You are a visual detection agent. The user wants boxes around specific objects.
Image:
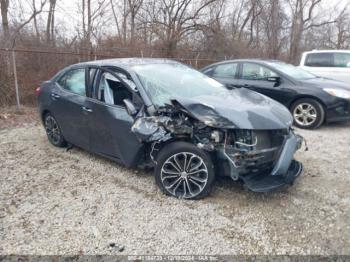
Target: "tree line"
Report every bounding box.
[0,0,349,106]
[1,0,349,63]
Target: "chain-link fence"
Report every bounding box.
[0,47,219,107]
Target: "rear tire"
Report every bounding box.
[290,98,325,129]
[44,113,67,147]
[155,142,215,200]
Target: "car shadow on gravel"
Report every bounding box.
[319,120,350,129]
[66,145,299,203]
[212,175,294,202]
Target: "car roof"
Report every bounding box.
[73,57,179,69]
[201,59,284,69]
[303,50,350,54]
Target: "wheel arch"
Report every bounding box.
[41,109,51,122]
[151,138,189,161]
[151,138,213,164]
[288,95,327,112]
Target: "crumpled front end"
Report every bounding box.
[129,98,304,192]
[217,128,303,192]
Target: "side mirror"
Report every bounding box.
[123,99,137,117]
[267,76,281,86]
[267,76,280,83]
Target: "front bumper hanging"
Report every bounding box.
[226,131,303,192]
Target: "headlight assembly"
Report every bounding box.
[323,88,350,99]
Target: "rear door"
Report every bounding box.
[50,67,90,149]
[238,62,295,105]
[84,67,143,166]
[210,62,239,88]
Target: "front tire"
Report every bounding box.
[155,142,215,200]
[291,98,325,129]
[44,113,66,147]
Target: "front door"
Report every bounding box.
[238,62,295,105]
[85,68,143,166]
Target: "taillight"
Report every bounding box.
[35,87,41,96]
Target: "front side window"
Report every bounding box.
[267,62,316,80]
[334,53,350,68]
[305,53,333,67]
[58,68,86,96]
[97,71,132,106]
[212,63,238,78]
[241,63,278,80]
[132,63,227,107]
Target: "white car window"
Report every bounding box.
[305,53,333,67]
[334,53,350,68]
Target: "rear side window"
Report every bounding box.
[305,53,333,67]
[212,63,237,78]
[58,68,86,96]
[334,53,350,67]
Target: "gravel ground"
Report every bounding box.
[0,116,350,255]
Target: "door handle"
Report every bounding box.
[82,106,93,113]
[51,93,60,99]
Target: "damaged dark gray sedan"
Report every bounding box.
[37,58,303,199]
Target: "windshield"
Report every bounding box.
[267,62,317,80]
[132,63,228,106]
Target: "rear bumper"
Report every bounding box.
[221,131,303,192]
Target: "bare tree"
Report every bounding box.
[79,0,109,54]
[141,0,217,56]
[110,0,122,38]
[333,7,350,49]
[10,0,47,47]
[32,0,41,39]
[46,0,57,45]
[0,0,10,38]
[87,0,92,47]
[128,0,143,42]
[228,0,263,49]
[246,0,262,47]
[261,0,286,58]
[288,0,336,64]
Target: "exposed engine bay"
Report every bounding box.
[131,99,304,192]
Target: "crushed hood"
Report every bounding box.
[171,88,293,130]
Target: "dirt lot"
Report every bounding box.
[0,107,350,255]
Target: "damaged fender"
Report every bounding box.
[131,116,173,142]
